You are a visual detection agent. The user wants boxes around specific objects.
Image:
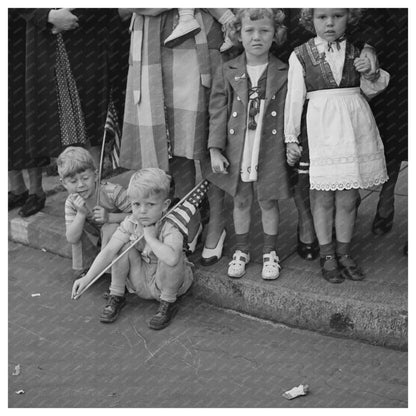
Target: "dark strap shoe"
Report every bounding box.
[148,300,178,330]
[320,255,344,284]
[8,190,29,210]
[337,254,365,281]
[18,194,46,217]
[99,295,126,323]
[296,227,319,261]
[297,237,319,261]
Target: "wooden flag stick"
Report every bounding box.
[73,179,208,300]
[95,128,107,206]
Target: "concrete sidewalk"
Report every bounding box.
[8,165,408,350]
[9,242,408,408]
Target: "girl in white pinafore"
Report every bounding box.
[284,8,389,283]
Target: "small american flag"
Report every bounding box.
[165,180,210,238]
[105,98,121,169]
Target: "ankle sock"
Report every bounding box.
[336,241,350,256]
[109,282,125,297]
[319,241,335,258]
[11,188,28,196]
[235,232,249,254]
[263,233,277,254]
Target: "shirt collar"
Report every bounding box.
[315,35,346,49]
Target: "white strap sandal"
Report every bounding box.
[262,251,281,280]
[228,250,250,278]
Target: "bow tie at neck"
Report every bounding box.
[326,34,346,52]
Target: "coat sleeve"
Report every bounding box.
[208,64,229,151]
[284,52,306,144]
[20,9,51,31]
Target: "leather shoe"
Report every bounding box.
[372,209,394,235]
[337,254,365,281]
[200,229,226,266]
[320,255,344,284]
[18,194,46,217]
[297,228,319,261]
[164,20,201,47]
[8,190,29,210]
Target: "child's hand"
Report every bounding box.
[73,194,89,216]
[143,224,157,242]
[210,148,230,174]
[71,276,88,299]
[286,143,302,167]
[93,206,109,224]
[360,46,379,75]
[354,57,371,74]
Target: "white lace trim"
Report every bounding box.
[285,135,300,144]
[310,151,385,166]
[310,174,388,191]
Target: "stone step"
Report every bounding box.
[8,166,408,350]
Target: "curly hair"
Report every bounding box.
[299,8,365,34]
[228,8,287,47]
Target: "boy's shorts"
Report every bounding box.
[125,255,194,301]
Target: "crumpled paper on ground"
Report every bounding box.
[282,384,309,400]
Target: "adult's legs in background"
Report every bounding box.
[372,159,401,235]
[204,184,226,247]
[9,167,45,216]
[8,170,29,210]
[294,173,316,244]
[169,156,201,250]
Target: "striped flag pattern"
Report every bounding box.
[165,180,210,238]
[105,98,121,169]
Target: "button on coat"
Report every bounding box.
[207,53,293,200]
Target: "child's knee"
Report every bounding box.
[258,199,277,211]
[339,193,359,213]
[234,194,252,210]
[313,191,333,209]
[156,260,185,285]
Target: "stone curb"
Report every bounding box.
[8,211,407,350]
[8,169,408,351]
[193,264,407,350]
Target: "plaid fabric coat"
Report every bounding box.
[120,9,223,171]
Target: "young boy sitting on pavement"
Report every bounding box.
[71,168,194,330]
[57,146,131,279]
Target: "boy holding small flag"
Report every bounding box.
[72,168,197,330]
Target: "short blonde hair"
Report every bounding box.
[228,8,287,47]
[127,168,172,201]
[57,146,96,179]
[299,8,365,34]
